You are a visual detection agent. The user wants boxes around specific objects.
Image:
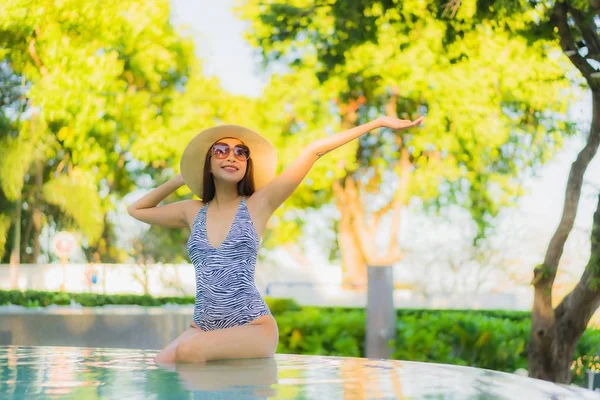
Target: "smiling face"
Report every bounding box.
[209,137,249,185]
[201,136,256,202]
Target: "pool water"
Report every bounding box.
[0,345,597,399]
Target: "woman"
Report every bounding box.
[127,115,423,364]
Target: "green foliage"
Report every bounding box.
[0,289,302,312]
[0,134,33,201]
[0,0,591,267]
[0,213,11,259]
[276,306,600,385]
[237,0,577,244]
[456,0,599,91]
[0,0,229,261]
[266,297,302,314]
[0,62,27,257]
[276,307,366,356]
[392,312,529,371]
[42,169,104,244]
[0,289,193,307]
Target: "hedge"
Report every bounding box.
[0,289,300,313]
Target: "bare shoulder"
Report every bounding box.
[182,199,204,229]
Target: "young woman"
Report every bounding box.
[127,116,424,364]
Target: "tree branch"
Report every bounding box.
[535,91,600,288]
[27,29,48,77]
[590,0,600,17]
[345,177,375,257]
[569,5,600,64]
[554,3,599,90]
[385,148,410,260]
[334,194,368,287]
[441,0,462,19]
[555,191,600,343]
[337,175,405,267]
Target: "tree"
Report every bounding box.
[442,0,600,384]
[237,0,576,290]
[0,61,27,283]
[239,0,600,383]
[0,0,211,264]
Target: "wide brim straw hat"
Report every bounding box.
[180,124,278,199]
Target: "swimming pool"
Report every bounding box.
[0,345,597,399]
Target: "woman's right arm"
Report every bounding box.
[127,174,198,228]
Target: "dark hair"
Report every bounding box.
[201,147,255,202]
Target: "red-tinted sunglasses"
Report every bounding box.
[211,142,250,162]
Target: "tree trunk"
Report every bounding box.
[528,3,600,383]
[9,199,21,289]
[529,191,600,383]
[9,200,21,265]
[21,207,33,263]
[335,98,368,288]
[527,324,572,383]
[528,89,600,383]
[335,178,368,289]
[31,160,43,263]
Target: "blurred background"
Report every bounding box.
[0,0,598,310]
[1,0,600,388]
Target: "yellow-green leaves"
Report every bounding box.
[0,135,32,201]
[0,0,208,258]
[0,213,11,259]
[42,169,104,245]
[236,0,576,245]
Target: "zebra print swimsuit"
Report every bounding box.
[187,196,271,331]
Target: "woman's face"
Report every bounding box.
[209,137,249,184]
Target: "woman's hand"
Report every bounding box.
[173,173,185,187]
[376,116,424,130]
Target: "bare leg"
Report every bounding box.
[174,315,278,363]
[154,324,198,364]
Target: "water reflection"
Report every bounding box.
[174,357,278,398]
[0,345,597,399]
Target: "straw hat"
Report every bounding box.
[180,124,278,199]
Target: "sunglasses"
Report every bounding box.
[211,142,250,162]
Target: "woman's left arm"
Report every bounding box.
[255,115,424,214]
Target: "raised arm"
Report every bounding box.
[127,174,199,229]
[256,115,424,214]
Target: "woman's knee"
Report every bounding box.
[175,340,206,363]
[154,348,176,364]
[263,339,278,358]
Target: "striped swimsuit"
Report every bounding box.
[187,196,271,331]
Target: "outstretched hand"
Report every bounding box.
[255,113,424,216]
[377,116,424,130]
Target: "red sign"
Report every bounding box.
[51,232,78,259]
